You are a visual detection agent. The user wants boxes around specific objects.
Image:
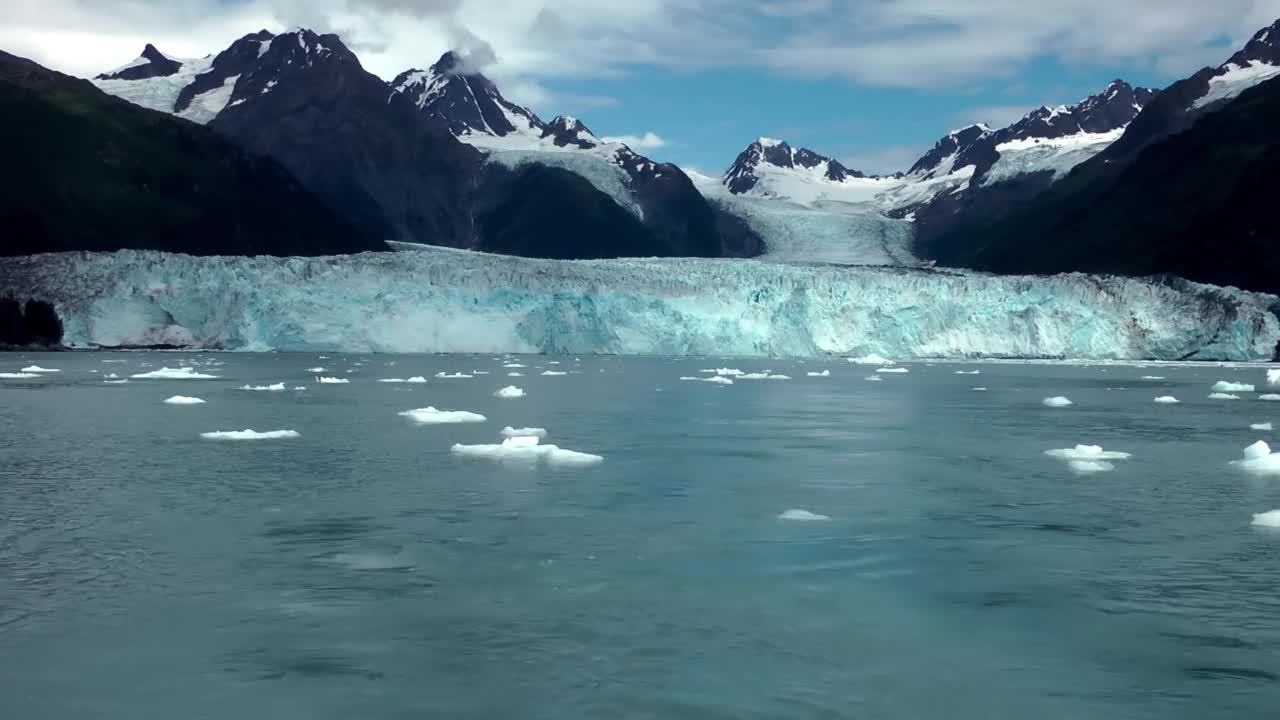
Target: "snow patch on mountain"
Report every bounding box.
[1194,61,1280,109]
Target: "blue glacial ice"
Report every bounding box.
[0,248,1277,360]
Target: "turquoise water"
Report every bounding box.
[3,352,1280,718]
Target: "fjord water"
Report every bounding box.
[3,353,1280,718]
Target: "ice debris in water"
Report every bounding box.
[20,365,59,373]
[451,434,603,465]
[0,372,38,379]
[1154,396,1180,404]
[240,383,287,391]
[200,429,299,440]
[132,367,219,380]
[1251,422,1273,431]
[1209,393,1241,400]
[377,376,428,383]
[865,375,883,382]
[1260,394,1280,401]
[1232,441,1280,475]
[164,395,206,405]
[1140,375,1166,380]
[806,370,831,377]
[1252,510,1280,527]
[681,376,733,384]
[1046,445,1132,461]
[955,370,981,375]
[436,372,473,379]
[876,367,909,374]
[849,354,893,365]
[305,366,325,372]
[1042,396,1073,407]
[541,370,567,376]
[315,376,349,384]
[700,368,744,376]
[1269,369,1280,386]
[508,372,524,377]
[398,407,486,424]
[1068,460,1115,474]
[501,426,547,438]
[777,509,831,522]
[972,387,988,391]
[1213,381,1255,393]
[740,372,790,380]
[503,363,527,368]
[103,379,129,384]
[495,385,526,398]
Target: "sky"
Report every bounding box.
[5,0,1280,174]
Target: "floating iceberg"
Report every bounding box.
[501,426,547,438]
[740,372,790,380]
[1260,394,1280,401]
[1068,460,1115,474]
[777,509,831,522]
[305,366,326,372]
[701,368,744,376]
[1269,369,1280,386]
[680,376,734,384]
[876,367,909,374]
[132,366,218,380]
[541,370,567,376]
[806,370,831,377]
[451,435,603,465]
[494,385,526,398]
[164,395,206,404]
[972,386,988,391]
[955,370,980,375]
[1140,375,1166,380]
[201,429,299,440]
[1234,440,1280,475]
[103,378,129,384]
[1042,396,1073,407]
[398,407,486,424]
[1213,381,1255,393]
[1252,510,1280,528]
[0,372,38,379]
[1209,393,1241,400]
[315,376,348,384]
[1045,445,1132,461]
[435,372,473,379]
[849,354,894,365]
[1153,396,1180,404]
[5,249,1277,359]
[240,382,286,391]
[1252,422,1273,431]
[865,375,883,382]
[507,372,524,377]
[20,365,59,373]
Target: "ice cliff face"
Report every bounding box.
[1,250,1275,360]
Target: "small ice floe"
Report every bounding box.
[200,429,299,440]
[501,426,547,438]
[865,375,883,382]
[305,367,326,372]
[318,356,330,360]
[436,372,473,379]
[503,363,527,368]
[972,387,988,391]
[1209,393,1241,400]
[1268,369,1280,386]
[700,368,744,377]
[680,376,733,384]
[1231,441,1280,475]
[541,370,567,376]
[451,435,603,465]
[740,373,790,380]
[132,367,218,380]
[876,367,909,374]
[508,372,524,377]
[1252,510,1280,528]
[1045,445,1132,461]
[240,383,287,392]
[806,370,831,377]
[495,385,526,399]
[777,508,831,522]
[1251,423,1273,431]
[1154,396,1180,404]
[164,395,206,405]
[955,370,980,375]
[378,377,426,383]
[1260,394,1280,401]
[315,376,349,384]
[1213,381,1255,393]
[548,361,561,365]
[0,372,38,379]
[102,359,126,363]
[848,354,893,365]
[104,373,120,379]
[20,365,59,373]
[103,379,129,384]
[1140,375,1166,381]
[1068,460,1115,474]
[1042,396,1073,407]
[398,407,486,424]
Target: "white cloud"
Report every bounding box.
[601,131,667,149]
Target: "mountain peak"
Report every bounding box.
[95,43,184,81]
[390,53,541,141]
[723,137,866,194]
[542,115,600,149]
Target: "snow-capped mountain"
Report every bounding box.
[95,43,183,81]
[718,138,904,207]
[390,51,545,143]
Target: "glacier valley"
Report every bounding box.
[1,248,1276,360]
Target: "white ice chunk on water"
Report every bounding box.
[473,371,491,375]
[503,363,527,368]
[201,429,299,440]
[1259,394,1280,401]
[398,407,486,424]
[1209,393,1241,400]
[955,370,980,375]
[1252,423,1273,431]
[876,367,909,374]
[495,385,526,398]
[103,379,129,384]
[1233,440,1280,475]
[20,365,59,373]
[806,370,831,377]
[1140,375,1166,380]
[1042,396,1073,407]
[435,372,473,379]
[1046,445,1132,461]
[700,368,744,376]
[104,373,120,378]
[680,376,734,384]
[508,372,524,377]
[378,376,426,383]
[1153,396,1180,404]
[240,383,286,391]
[849,354,894,365]
[541,370,567,376]
[315,376,349,384]
[1252,510,1280,528]
[1068,460,1115,474]
[1268,369,1280,386]
[1243,440,1272,461]
[305,367,325,372]
[501,426,547,438]
[0,372,38,379]
[972,387,988,391]
[740,373,790,380]
[1213,381,1255,392]
[865,375,883,382]
[164,395,206,405]
[777,509,831,522]
[451,435,603,465]
[132,366,218,380]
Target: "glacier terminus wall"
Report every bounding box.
[0,248,1276,360]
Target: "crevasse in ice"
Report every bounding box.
[0,248,1276,359]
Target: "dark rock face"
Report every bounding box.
[0,49,382,257]
[723,139,869,194]
[541,116,597,149]
[391,51,542,138]
[174,30,273,116]
[0,297,62,347]
[95,44,182,81]
[909,124,993,177]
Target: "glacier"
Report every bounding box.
[0,248,1277,360]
